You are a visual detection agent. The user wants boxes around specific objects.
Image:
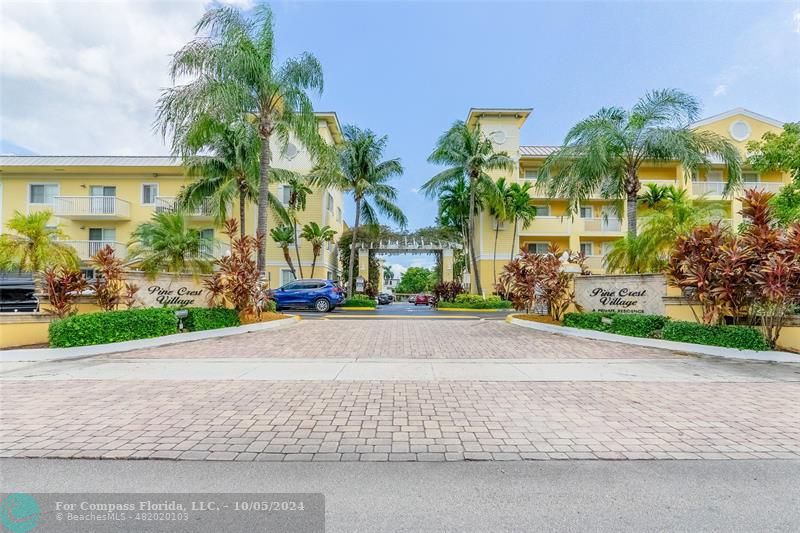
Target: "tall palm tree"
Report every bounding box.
[270,224,297,280]
[128,212,213,278]
[300,222,336,278]
[487,177,512,282]
[284,176,313,278]
[383,264,394,285]
[538,89,742,238]
[0,211,79,273]
[313,125,406,296]
[506,182,538,259]
[436,176,483,264]
[423,121,514,294]
[156,4,325,274]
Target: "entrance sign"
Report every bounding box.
[574,274,666,315]
[125,271,211,308]
[355,276,365,293]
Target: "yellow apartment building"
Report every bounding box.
[467,107,792,291]
[0,113,347,288]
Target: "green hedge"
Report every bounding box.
[662,321,768,351]
[342,297,377,308]
[563,312,669,337]
[439,294,512,309]
[49,308,178,347]
[184,307,240,331]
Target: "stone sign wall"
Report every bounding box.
[124,271,212,308]
[574,274,666,315]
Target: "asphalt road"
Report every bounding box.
[295,301,514,320]
[2,459,798,532]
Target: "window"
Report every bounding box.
[89,185,116,197]
[707,170,723,182]
[200,229,214,256]
[602,242,613,256]
[579,206,593,218]
[742,172,759,183]
[533,204,550,216]
[580,242,594,256]
[281,186,292,205]
[526,242,549,254]
[280,269,295,287]
[141,184,159,205]
[326,192,334,212]
[492,218,505,230]
[29,184,58,204]
[88,228,116,241]
[80,268,96,280]
[327,271,333,280]
[523,169,538,180]
[336,207,342,222]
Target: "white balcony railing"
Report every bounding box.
[692,181,727,197]
[519,216,571,235]
[581,217,623,233]
[61,240,127,260]
[53,196,131,218]
[154,196,214,218]
[741,182,783,194]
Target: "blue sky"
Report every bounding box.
[2,1,798,270]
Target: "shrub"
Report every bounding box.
[49,308,177,347]
[439,294,512,309]
[563,312,669,337]
[662,321,769,351]
[342,297,377,308]
[89,244,139,311]
[184,307,240,331]
[432,281,465,303]
[42,267,87,318]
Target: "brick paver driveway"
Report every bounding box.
[2,319,799,462]
[112,319,671,359]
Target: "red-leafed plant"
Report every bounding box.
[89,244,138,311]
[668,190,800,348]
[205,219,270,319]
[42,267,88,318]
[432,281,465,303]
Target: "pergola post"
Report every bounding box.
[442,249,454,283]
[358,248,370,283]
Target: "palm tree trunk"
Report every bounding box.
[310,244,319,279]
[625,171,639,238]
[510,217,518,260]
[257,128,272,276]
[238,187,246,238]
[492,221,500,285]
[347,197,361,297]
[293,218,304,279]
[283,247,297,279]
[468,173,482,295]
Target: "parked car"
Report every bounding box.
[407,294,416,303]
[268,279,344,312]
[377,293,392,305]
[414,294,431,306]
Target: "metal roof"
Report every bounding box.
[0,155,180,167]
[519,146,558,157]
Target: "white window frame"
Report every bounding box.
[742,171,760,183]
[326,192,334,212]
[533,204,550,216]
[523,169,539,180]
[601,242,614,256]
[707,170,724,182]
[141,183,159,205]
[580,241,594,257]
[579,206,594,218]
[526,241,550,254]
[280,268,295,286]
[28,183,59,205]
[280,185,292,206]
[336,206,342,222]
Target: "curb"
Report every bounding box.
[0,315,301,363]
[506,315,800,363]
[437,308,512,312]
[339,307,377,311]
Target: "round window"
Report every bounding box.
[729,120,751,142]
[489,130,507,145]
[284,142,299,160]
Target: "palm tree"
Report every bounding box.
[506,182,538,260]
[383,264,394,285]
[156,4,325,274]
[487,177,512,282]
[176,116,289,237]
[270,224,297,280]
[538,89,742,238]
[638,183,671,209]
[0,211,79,273]
[423,121,514,294]
[313,125,406,296]
[128,212,213,278]
[284,176,313,278]
[436,176,482,261]
[300,222,336,278]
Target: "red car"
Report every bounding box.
[414,294,431,306]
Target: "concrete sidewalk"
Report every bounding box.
[2,356,798,383]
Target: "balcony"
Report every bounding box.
[519,216,571,236]
[53,196,130,220]
[640,179,676,188]
[579,217,623,234]
[740,182,783,194]
[692,181,728,198]
[154,197,214,219]
[61,240,128,260]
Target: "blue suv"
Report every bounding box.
[269,279,345,312]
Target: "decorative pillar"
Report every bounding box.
[442,249,454,283]
[358,248,370,283]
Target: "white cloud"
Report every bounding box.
[793,8,800,33]
[713,84,727,97]
[410,187,419,194]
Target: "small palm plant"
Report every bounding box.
[0,211,78,273]
[270,225,297,280]
[300,222,337,278]
[127,212,213,278]
[284,176,313,279]
[505,182,537,260]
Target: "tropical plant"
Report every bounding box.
[285,175,313,278]
[538,89,742,238]
[747,122,800,182]
[423,121,514,295]
[395,267,436,294]
[436,176,483,271]
[770,181,800,226]
[42,267,87,318]
[0,211,78,273]
[176,116,289,236]
[383,265,394,285]
[270,224,297,280]
[638,183,671,209]
[300,221,336,278]
[487,177,511,281]
[336,226,381,288]
[206,219,269,318]
[127,212,213,278]
[431,281,465,303]
[157,4,325,273]
[313,125,406,296]
[506,182,537,259]
[89,245,140,311]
